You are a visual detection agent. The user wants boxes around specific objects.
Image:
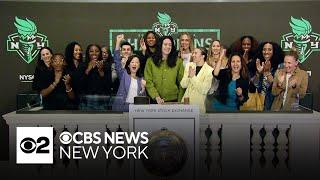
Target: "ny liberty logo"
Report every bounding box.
[152,12,178,36]
[281,17,320,63]
[7,17,49,64]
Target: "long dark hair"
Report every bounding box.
[125,55,142,77]
[101,46,114,63]
[152,36,178,68]
[65,41,83,70]
[36,47,53,71]
[227,52,249,80]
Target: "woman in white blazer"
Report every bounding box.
[181,47,214,113]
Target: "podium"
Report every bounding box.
[129,104,199,179]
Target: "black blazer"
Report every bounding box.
[214,69,249,108]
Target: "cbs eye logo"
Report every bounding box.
[20,137,50,154]
[16,127,53,164]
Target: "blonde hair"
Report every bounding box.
[285,47,299,61]
[179,32,194,52]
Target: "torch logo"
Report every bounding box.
[152,12,178,37]
[281,16,320,63]
[7,17,49,64]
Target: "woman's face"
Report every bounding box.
[128,57,140,74]
[162,38,172,57]
[242,37,252,52]
[52,55,64,71]
[89,45,100,61]
[73,44,82,60]
[40,49,52,66]
[192,48,204,63]
[146,33,156,47]
[101,47,109,60]
[284,55,298,74]
[262,43,274,61]
[230,55,242,74]
[211,41,221,55]
[180,34,191,51]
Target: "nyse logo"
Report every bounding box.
[16,127,53,164]
[19,74,34,82]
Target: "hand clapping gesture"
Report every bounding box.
[256,59,265,74]
[263,60,271,73]
[62,74,71,86]
[288,76,298,88]
[243,49,249,63]
[188,66,196,78]
[277,70,285,87]
[235,87,243,96]
[96,60,105,72]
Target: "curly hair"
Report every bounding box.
[64,41,83,71]
[253,42,284,72]
[229,35,259,60]
[151,36,178,68]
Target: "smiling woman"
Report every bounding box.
[211,52,249,111]
[144,36,185,104]
[112,54,146,112]
[271,48,308,111]
[79,44,112,110]
[32,52,76,110]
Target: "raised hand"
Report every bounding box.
[277,70,285,84]
[256,59,264,73]
[116,34,125,43]
[220,48,226,59]
[188,66,196,78]
[140,38,147,53]
[62,74,71,86]
[85,60,97,75]
[96,60,105,71]
[243,49,249,63]
[263,60,271,73]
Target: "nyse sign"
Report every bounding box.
[19,74,34,83]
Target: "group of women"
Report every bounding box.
[32,31,308,112]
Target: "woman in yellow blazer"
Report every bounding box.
[181,47,214,113]
[271,49,308,111]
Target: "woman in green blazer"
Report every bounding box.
[144,36,184,104]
